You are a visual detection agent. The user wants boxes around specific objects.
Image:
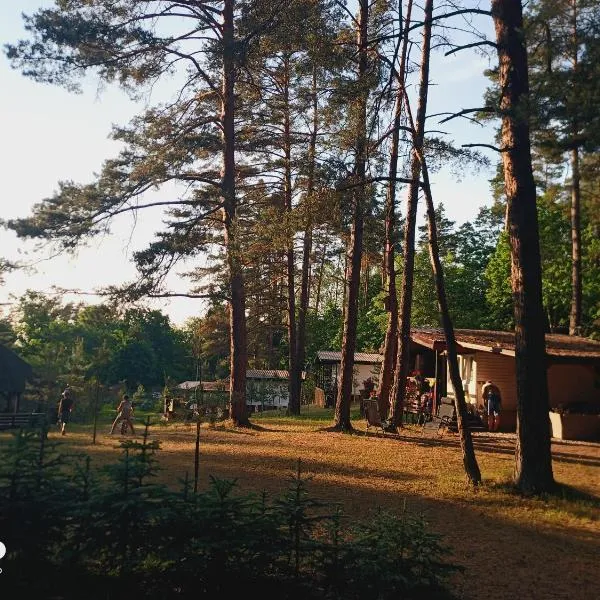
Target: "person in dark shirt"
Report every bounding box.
[482,380,502,432]
[57,387,74,435]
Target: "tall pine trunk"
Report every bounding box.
[378,0,413,418]
[334,0,369,431]
[222,0,249,426]
[295,65,319,411]
[569,1,582,336]
[282,54,300,415]
[569,147,582,335]
[388,0,433,429]
[492,0,554,494]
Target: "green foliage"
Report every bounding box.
[484,195,600,333]
[484,231,513,330]
[306,303,343,359]
[0,426,458,599]
[10,295,194,402]
[411,204,502,329]
[324,506,458,600]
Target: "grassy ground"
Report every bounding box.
[4,404,600,600]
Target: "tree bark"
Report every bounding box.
[569,146,582,335]
[378,0,413,418]
[417,143,482,485]
[282,54,301,415]
[222,0,249,426]
[334,0,369,431]
[492,0,554,493]
[314,242,326,314]
[295,65,319,411]
[387,0,433,429]
[569,0,582,337]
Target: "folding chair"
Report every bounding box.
[422,400,455,437]
[364,399,391,436]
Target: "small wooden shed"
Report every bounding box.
[0,344,33,413]
[314,351,383,407]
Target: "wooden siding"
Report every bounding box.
[447,352,517,409]
[444,350,600,432]
[547,364,598,407]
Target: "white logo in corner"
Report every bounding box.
[0,541,6,560]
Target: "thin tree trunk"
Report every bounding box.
[569,148,582,334]
[334,0,369,431]
[378,0,413,418]
[492,0,554,494]
[416,140,482,485]
[314,241,326,314]
[388,0,433,429]
[282,54,300,415]
[222,0,249,426]
[295,65,319,410]
[569,0,582,336]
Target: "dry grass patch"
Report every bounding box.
[7,407,599,600]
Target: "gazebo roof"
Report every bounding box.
[0,344,33,394]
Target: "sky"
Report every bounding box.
[0,1,498,327]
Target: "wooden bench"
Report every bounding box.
[0,412,47,431]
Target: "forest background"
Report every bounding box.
[1,0,599,415]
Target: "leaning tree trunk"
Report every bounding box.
[492,0,554,494]
[378,0,413,418]
[416,143,482,485]
[282,54,301,415]
[295,65,319,411]
[334,0,369,431]
[387,0,433,429]
[222,0,249,426]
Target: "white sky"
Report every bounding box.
[0,1,498,327]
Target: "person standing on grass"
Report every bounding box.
[110,394,135,435]
[482,380,502,432]
[57,387,74,435]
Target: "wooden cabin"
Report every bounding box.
[0,344,33,413]
[411,329,600,436]
[314,351,383,407]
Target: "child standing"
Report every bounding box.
[110,394,135,435]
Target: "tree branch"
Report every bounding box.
[461,143,507,153]
[445,40,497,56]
[438,107,496,124]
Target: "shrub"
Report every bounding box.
[0,427,458,599]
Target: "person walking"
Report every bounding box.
[482,380,502,432]
[57,387,74,435]
[110,394,136,435]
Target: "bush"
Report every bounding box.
[0,427,458,599]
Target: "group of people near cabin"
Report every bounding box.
[56,374,504,436]
[56,386,135,436]
[368,374,503,432]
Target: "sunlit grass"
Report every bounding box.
[2,404,599,599]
